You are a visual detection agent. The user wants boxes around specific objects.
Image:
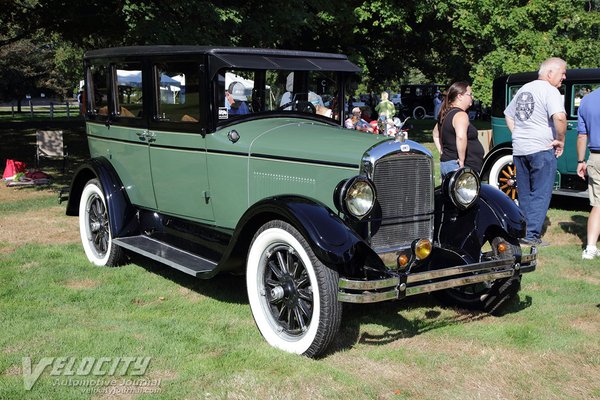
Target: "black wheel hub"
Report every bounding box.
[88,195,109,257]
[263,245,313,336]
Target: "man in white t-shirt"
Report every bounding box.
[504,57,567,247]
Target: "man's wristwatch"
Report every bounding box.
[578,160,586,163]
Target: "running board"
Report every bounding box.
[113,236,218,277]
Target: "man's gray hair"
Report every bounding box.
[538,57,567,76]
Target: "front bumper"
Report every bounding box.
[337,246,537,303]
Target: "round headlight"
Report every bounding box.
[448,168,480,209]
[335,176,376,219]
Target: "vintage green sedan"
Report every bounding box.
[66,46,536,357]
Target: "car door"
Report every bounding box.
[86,62,157,210]
[147,60,215,222]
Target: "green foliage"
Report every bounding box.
[1,0,600,106]
[52,42,84,96]
[449,0,600,105]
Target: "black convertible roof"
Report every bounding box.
[84,45,361,74]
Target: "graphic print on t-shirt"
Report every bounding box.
[515,92,535,121]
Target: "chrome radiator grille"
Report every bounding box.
[370,154,434,252]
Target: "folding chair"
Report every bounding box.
[35,130,68,171]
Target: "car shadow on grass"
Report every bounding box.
[327,292,533,355]
[127,253,249,305]
[128,252,535,356]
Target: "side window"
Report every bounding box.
[415,87,423,97]
[215,68,339,123]
[507,85,523,105]
[115,63,143,118]
[155,62,201,123]
[508,84,565,103]
[572,83,600,116]
[87,64,110,116]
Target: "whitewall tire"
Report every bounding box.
[246,220,341,357]
[79,179,124,266]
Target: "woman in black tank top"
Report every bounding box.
[432,81,484,177]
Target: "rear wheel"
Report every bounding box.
[436,236,522,314]
[413,106,426,119]
[246,220,341,357]
[79,179,124,266]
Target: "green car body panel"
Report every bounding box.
[208,118,385,228]
[88,117,387,229]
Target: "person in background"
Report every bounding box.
[432,81,484,177]
[576,86,600,259]
[226,82,250,115]
[433,90,443,119]
[504,57,567,247]
[375,91,396,120]
[345,107,373,133]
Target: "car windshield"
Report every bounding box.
[215,68,342,123]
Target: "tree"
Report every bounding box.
[0,38,55,110]
[429,0,600,105]
[2,0,600,107]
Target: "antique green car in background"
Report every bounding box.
[481,68,600,201]
[67,46,536,357]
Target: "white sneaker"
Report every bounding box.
[581,248,600,260]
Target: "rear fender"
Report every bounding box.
[66,157,139,238]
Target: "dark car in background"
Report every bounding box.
[399,84,447,119]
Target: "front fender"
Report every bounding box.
[222,195,385,277]
[66,157,139,238]
[435,184,525,260]
[478,184,526,240]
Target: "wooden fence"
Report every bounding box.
[1,100,82,119]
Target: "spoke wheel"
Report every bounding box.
[264,244,313,336]
[79,179,124,266]
[413,106,426,119]
[435,236,522,314]
[488,154,518,202]
[246,220,341,357]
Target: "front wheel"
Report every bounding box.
[246,220,341,357]
[79,179,124,266]
[435,236,522,314]
[487,153,518,202]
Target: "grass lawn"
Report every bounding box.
[0,120,599,399]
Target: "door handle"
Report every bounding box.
[136,130,156,142]
[136,130,148,141]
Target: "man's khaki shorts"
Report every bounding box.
[588,153,600,207]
